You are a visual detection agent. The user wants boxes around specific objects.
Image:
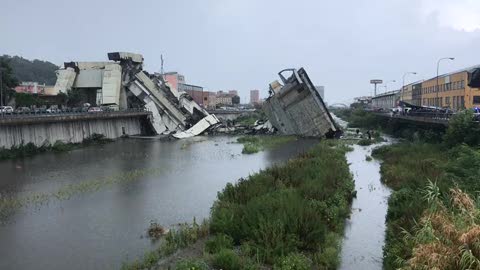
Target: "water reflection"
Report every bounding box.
[0,136,315,270]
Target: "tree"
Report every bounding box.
[0,55,58,85]
[444,110,480,147]
[232,95,240,105]
[66,89,86,107]
[0,58,19,105]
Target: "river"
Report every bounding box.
[0,136,316,270]
[334,115,393,270]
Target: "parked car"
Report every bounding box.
[0,106,14,114]
[46,107,60,113]
[100,105,119,112]
[88,107,102,113]
[15,107,31,114]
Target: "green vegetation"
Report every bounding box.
[274,253,312,270]
[365,155,372,161]
[209,141,354,268]
[357,139,373,146]
[373,142,480,269]
[123,141,354,269]
[211,249,243,270]
[0,56,19,105]
[235,111,266,126]
[444,110,480,147]
[1,55,58,85]
[334,108,445,143]
[397,184,480,270]
[337,107,480,269]
[237,135,296,154]
[0,133,113,161]
[175,259,209,270]
[121,220,209,270]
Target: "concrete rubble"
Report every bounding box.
[53,52,219,138]
[263,68,339,138]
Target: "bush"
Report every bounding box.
[175,259,209,270]
[357,139,373,146]
[274,253,311,270]
[444,110,480,147]
[242,144,260,154]
[205,234,234,254]
[210,142,354,266]
[211,249,243,270]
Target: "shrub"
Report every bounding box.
[444,110,480,147]
[357,139,373,146]
[175,259,209,270]
[274,253,312,270]
[242,144,260,154]
[205,233,234,254]
[210,142,354,267]
[211,249,243,270]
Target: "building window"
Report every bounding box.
[461,80,465,89]
[461,96,465,109]
[473,96,480,104]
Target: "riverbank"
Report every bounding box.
[372,142,480,269]
[0,133,113,160]
[122,141,355,269]
[0,136,317,270]
[336,108,480,269]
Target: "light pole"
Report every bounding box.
[384,80,396,92]
[0,67,3,107]
[436,57,455,107]
[401,72,417,101]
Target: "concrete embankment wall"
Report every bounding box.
[0,116,144,149]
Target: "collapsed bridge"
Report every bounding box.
[263,68,339,138]
[53,52,219,138]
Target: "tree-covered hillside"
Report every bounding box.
[0,55,59,85]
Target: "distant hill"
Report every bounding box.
[0,55,59,85]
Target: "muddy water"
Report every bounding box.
[0,136,316,270]
[334,115,393,270]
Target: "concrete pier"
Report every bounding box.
[0,111,151,149]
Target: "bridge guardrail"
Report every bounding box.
[0,108,150,119]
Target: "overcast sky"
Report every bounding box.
[2,0,480,104]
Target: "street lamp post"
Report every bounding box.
[384,80,396,92]
[401,72,417,101]
[436,57,455,108]
[0,67,3,107]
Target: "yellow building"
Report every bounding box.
[420,65,480,110]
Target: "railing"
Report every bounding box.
[0,108,150,119]
[392,111,455,121]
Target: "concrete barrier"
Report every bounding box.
[0,112,150,149]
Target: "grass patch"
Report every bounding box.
[373,142,480,269]
[357,139,373,146]
[237,135,296,154]
[122,219,209,270]
[209,141,354,268]
[0,133,113,161]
